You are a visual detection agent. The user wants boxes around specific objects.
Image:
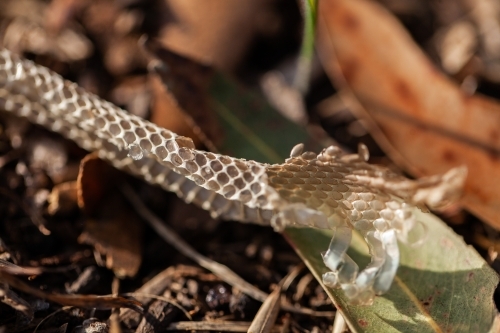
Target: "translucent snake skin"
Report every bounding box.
[0,48,466,305]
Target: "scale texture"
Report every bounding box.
[0,48,466,304]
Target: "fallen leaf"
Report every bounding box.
[316,0,500,229]
[78,194,143,278]
[47,181,78,216]
[145,40,223,150]
[286,210,498,332]
[157,0,273,71]
[77,153,143,278]
[77,152,118,215]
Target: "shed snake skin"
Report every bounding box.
[0,48,466,305]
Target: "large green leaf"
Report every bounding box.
[209,74,498,332]
[286,211,498,332]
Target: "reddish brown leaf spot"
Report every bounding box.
[358,319,368,327]
[342,12,360,31]
[442,149,457,163]
[341,58,359,84]
[440,237,454,250]
[421,295,433,308]
[488,151,500,162]
[489,129,499,142]
[467,271,474,282]
[394,79,416,104]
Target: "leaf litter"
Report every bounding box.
[0,0,499,332]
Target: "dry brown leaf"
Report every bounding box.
[146,41,223,150]
[157,0,272,71]
[77,153,142,278]
[47,180,78,216]
[316,0,500,229]
[77,152,118,215]
[78,194,143,278]
[149,74,200,145]
[44,0,90,34]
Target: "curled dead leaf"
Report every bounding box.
[77,153,142,278]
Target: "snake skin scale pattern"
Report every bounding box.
[0,48,466,305]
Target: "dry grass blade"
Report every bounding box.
[332,311,346,333]
[0,259,43,275]
[247,284,282,333]
[122,293,192,321]
[166,321,283,332]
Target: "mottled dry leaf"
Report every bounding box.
[316,0,500,229]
